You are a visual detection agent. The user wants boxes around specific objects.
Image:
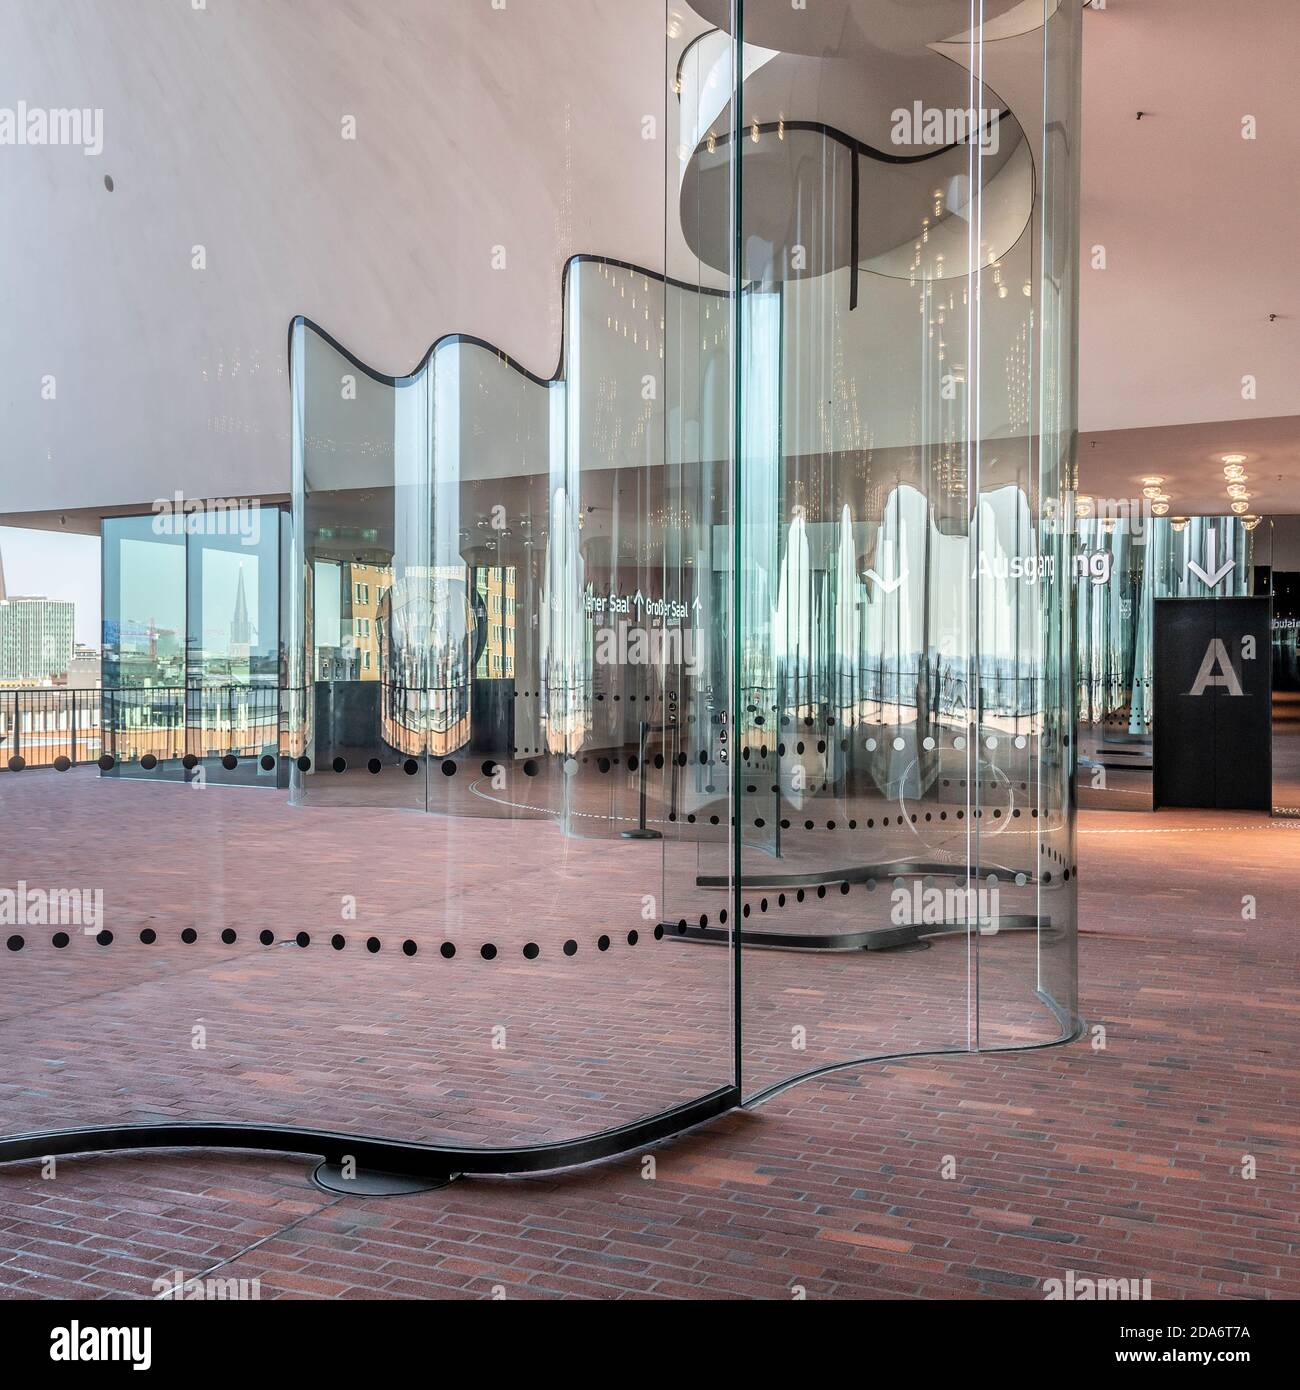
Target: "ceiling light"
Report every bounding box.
[1242,515,1262,531]
[1170,517,1189,532]
[1075,496,1093,518]
[1141,486,1162,499]
[1230,500,1250,514]
[1226,484,1249,500]
[1221,454,1247,465]
[1141,476,1165,487]
[1151,501,1170,516]
[1223,464,1247,481]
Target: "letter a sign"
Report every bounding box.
[1188,639,1244,696]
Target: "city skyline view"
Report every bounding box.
[0,526,100,647]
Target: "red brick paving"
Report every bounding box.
[0,771,1296,1298]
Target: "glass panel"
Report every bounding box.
[1260,518,1300,813]
[101,513,187,776]
[2,0,1079,1172]
[975,0,1082,1048]
[691,0,1084,1097]
[185,504,281,786]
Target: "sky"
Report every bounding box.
[0,526,101,647]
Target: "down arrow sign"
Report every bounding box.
[1186,532,1234,588]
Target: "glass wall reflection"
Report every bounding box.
[3,2,1081,1171]
[1076,511,1298,816]
[286,0,1084,1110]
[101,505,284,784]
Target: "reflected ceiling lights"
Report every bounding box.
[1220,455,1253,512]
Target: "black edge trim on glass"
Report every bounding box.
[669,914,1051,953]
[744,993,1086,1109]
[695,859,1027,890]
[0,1085,740,1181]
[288,254,735,395]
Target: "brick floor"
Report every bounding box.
[0,770,1296,1299]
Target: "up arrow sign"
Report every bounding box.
[1186,532,1234,588]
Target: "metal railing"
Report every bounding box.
[0,688,104,768]
[0,686,284,769]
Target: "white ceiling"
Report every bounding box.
[1076,0,1300,502]
[1076,415,1300,517]
[0,0,1296,523]
[0,0,666,517]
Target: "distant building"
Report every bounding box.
[62,645,102,689]
[0,594,75,683]
[315,562,388,681]
[475,567,516,679]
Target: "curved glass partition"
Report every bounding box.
[682,0,1083,1095]
[0,0,1080,1180]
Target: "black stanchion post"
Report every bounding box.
[621,720,662,840]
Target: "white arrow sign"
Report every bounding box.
[1186,533,1234,588]
[864,567,908,594]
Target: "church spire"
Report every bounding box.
[230,561,251,645]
